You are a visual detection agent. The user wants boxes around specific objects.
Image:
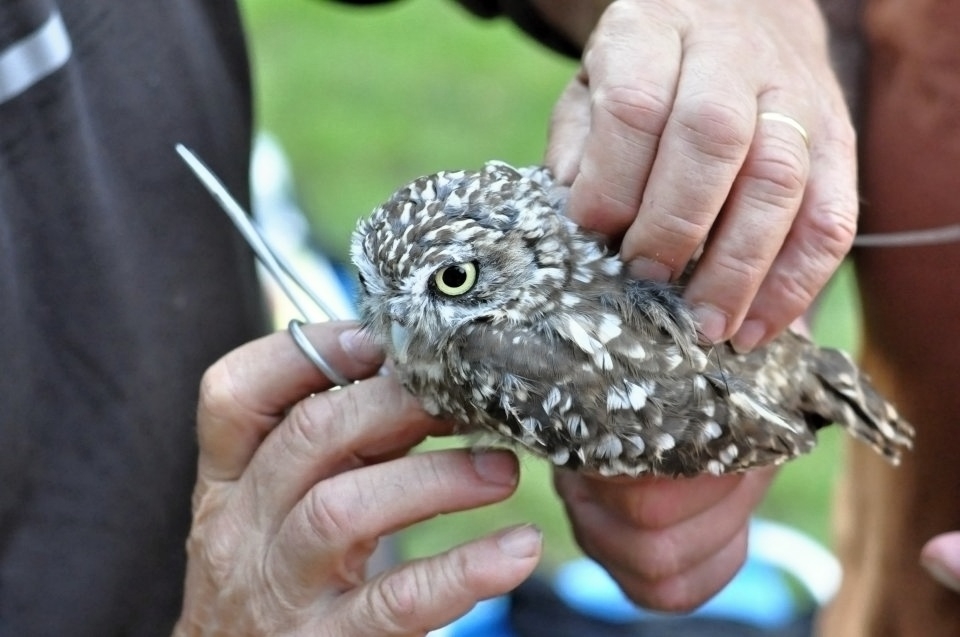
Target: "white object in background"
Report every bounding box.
[251,133,358,326]
[748,517,842,606]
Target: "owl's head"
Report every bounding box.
[351,161,575,360]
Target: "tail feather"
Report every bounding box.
[809,347,915,464]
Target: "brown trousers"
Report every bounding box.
[819,0,960,634]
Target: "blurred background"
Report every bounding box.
[238,0,860,570]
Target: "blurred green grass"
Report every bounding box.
[240,0,575,262]
[240,0,859,566]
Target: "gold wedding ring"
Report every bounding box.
[759,112,810,147]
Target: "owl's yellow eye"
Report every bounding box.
[433,262,478,296]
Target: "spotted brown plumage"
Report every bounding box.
[351,161,914,477]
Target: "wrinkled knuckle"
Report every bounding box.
[806,200,858,259]
[771,270,821,314]
[187,517,242,583]
[594,82,673,138]
[570,185,637,235]
[711,251,768,294]
[280,392,359,463]
[371,569,423,629]
[197,360,241,421]
[281,397,330,456]
[674,98,754,164]
[303,485,357,545]
[367,548,479,630]
[646,210,713,253]
[746,142,808,206]
[822,113,857,153]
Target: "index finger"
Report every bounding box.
[616,34,761,284]
[196,321,386,482]
[563,2,683,238]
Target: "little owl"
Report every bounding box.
[351,161,913,477]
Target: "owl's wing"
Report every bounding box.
[452,320,630,468]
[451,315,817,477]
[600,327,820,476]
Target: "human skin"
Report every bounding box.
[173,322,541,636]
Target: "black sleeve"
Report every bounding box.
[0,2,267,635]
[332,0,582,58]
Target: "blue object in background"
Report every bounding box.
[554,553,795,628]
[431,597,516,637]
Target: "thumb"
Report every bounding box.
[921,531,960,593]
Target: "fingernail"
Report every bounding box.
[471,450,519,487]
[338,327,384,365]
[731,319,766,354]
[922,555,960,593]
[693,305,728,345]
[627,257,672,282]
[497,524,542,559]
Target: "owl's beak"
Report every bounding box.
[390,320,411,363]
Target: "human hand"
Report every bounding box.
[554,467,777,611]
[552,317,809,611]
[546,0,858,351]
[173,322,541,636]
[922,532,960,594]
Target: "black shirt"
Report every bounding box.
[0,1,572,634]
[0,3,263,635]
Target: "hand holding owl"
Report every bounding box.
[544,0,857,351]
[526,0,860,611]
[174,322,540,636]
[554,466,777,610]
